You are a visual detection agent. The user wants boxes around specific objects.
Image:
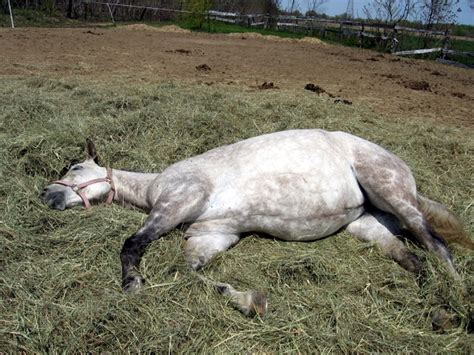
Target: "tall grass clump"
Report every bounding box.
[0,77,472,352]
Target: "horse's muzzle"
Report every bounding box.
[41,188,67,210]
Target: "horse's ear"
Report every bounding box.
[86,138,100,164]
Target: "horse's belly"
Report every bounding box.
[197,170,364,240]
[245,205,365,241]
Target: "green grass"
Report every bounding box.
[0,9,80,28]
[450,24,474,38]
[0,77,473,352]
[177,19,306,39]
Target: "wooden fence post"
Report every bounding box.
[441,29,450,59]
[359,22,364,47]
[391,24,398,53]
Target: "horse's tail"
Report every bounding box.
[417,194,473,250]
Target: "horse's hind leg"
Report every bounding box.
[184,228,267,317]
[352,149,457,276]
[346,211,421,273]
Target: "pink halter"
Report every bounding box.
[53,167,115,209]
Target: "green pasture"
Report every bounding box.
[0,77,472,352]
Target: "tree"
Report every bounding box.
[363,0,415,23]
[263,0,280,15]
[183,0,212,29]
[305,0,327,15]
[417,0,460,27]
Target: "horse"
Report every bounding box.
[41,129,470,317]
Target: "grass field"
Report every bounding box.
[0,76,473,352]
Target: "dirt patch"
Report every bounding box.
[0,26,472,127]
[175,48,191,54]
[196,63,211,72]
[167,48,192,55]
[431,70,446,76]
[305,83,327,94]
[405,80,431,91]
[380,73,402,79]
[258,81,279,90]
[83,30,103,36]
[334,98,352,105]
[452,92,467,99]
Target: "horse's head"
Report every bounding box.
[41,139,114,210]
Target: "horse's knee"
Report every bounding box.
[184,237,217,270]
[185,250,209,271]
[184,233,239,270]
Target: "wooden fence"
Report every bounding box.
[208,10,473,65]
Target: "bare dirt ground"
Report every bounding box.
[1,25,473,127]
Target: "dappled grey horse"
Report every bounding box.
[42,129,468,317]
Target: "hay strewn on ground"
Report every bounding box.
[0,77,472,352]
[227,31,326,45]
[123,24,191,33]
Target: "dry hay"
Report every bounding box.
[228,32,326,45]
[227,32,292,43]
[300,36,326,45]
[0,77,472,352]
[122,24,190,33]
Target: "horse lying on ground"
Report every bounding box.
[41,129,471,317]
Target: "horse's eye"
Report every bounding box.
[71,165,83,171]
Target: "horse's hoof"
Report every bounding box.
[249,291,268,317]
[122,275,145,294]
[432,308,460,332]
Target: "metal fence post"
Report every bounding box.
[7,0,15,28]
[106,2,115,24]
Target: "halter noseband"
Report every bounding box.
[53,167,115,209]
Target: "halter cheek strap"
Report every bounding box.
[53,167,115,209]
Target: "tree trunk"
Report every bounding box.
[67,0,73,18]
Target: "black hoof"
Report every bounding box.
[215,284,229,295]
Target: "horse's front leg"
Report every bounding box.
[120,180,210,293]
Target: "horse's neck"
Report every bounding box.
[112,169,158,211]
